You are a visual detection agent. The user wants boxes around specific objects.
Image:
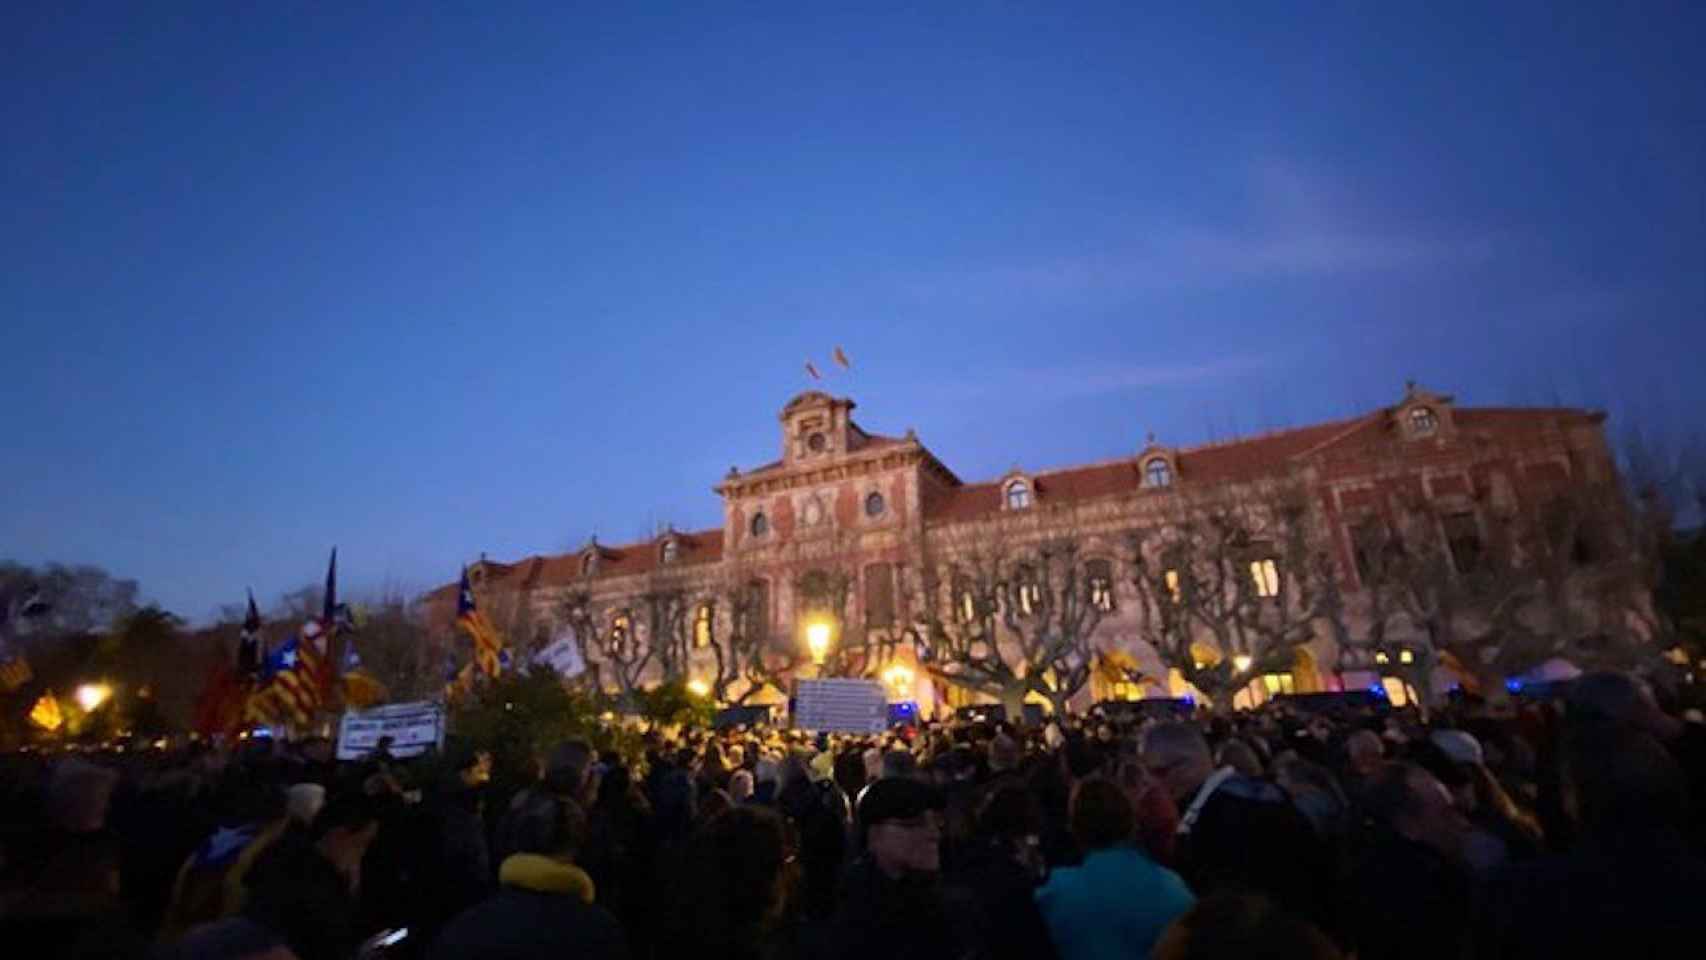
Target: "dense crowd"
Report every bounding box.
[2,669,1703,960]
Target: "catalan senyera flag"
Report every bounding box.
[833,345,851,370]
[457,567,504,677]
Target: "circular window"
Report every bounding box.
[807,432,827,452]
[865,491,886,517]
[750,512,769,537]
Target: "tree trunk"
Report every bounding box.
[998,684,1029,720]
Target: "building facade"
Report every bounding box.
[429,384,1634,712]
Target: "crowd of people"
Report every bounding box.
[2,669,1703,960]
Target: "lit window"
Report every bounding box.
[1111,681,1141,701]
[608,611,631,654]
[1005,480,1031,510]
[1086,559,1115,612]
[661,540,679,564]
[1375,650,1391,665]
[1398,648,1414,665]
[750,512,769,537]
[1249,558,1280,598]
[1261,673,1295,695]
[955,578,977,623]
[1409,406,1439,436]
[1145,458,1172,488]
[865,491,886,517]
[1016,567,1042,616]
[1164,568,1181,603]
[694,603,714,648]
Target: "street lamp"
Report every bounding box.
[686,678,710,698]
[882,663,914,699]
[806,620,832,666]
[75,682,112,712]
[1232,655,1253,673]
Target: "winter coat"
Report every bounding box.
[243,838,364,960]
[819,859,983,960]
[945,838,1058,960]
[429,855,623,960]
[1341,828,1472,960]
[1174,774,1334,931]
[1476,825,1706,960]
[1035,847,1193,960]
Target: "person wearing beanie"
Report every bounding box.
[822,778,982,960]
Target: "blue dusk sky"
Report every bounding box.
[3,3,1702,621]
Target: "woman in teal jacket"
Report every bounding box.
[1036,777,1195,960]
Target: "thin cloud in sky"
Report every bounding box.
[899,159,1510,304]
[917,354,1276,407]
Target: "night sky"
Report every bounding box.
[4,3,1702,621]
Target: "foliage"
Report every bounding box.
[447,667,642,787]
[635,678,715,728]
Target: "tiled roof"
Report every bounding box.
[923,405,1594,526]
[429,528,726,601]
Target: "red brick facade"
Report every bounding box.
[429,384,1621,710]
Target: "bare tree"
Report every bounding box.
[910,515,1106,716]
[1127,476,1334,710]
[557,587,651,708]
[637,570,693,685]
[708,560,794,704]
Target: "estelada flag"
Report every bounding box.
[833,346,851,369]
[457,567,504,677]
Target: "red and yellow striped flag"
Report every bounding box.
[457,567,504,677]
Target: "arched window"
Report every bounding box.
[1086,558,1115,612]
[1005,480,1032,510]
[693,602,714,648]
[1145,458,1173,488]
[661,539,679,564]
[750,512,769,537]
[1409,406,1439,436]
[865,491,886,517]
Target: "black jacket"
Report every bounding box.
[1175,774,1335,930]
[429,888,628,960]
[1342,829,1472,960]
[818,859,983,960]
[1477,826,1706,959]
[944,839,1056,960]
[244,839,364,960]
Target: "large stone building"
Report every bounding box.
[429,383,1634,713]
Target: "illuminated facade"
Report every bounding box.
[427,384,1624,711]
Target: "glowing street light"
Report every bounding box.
[882,663,915,698]
[1232,655,1253,674]
[806,620,832,665]
[75,683,113,712]
[686,678,710,698]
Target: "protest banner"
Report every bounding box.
[336,700,445,761]
[793,678,888,734]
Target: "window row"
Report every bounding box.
[746,491,890,539]
[1003,457,1174,512]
